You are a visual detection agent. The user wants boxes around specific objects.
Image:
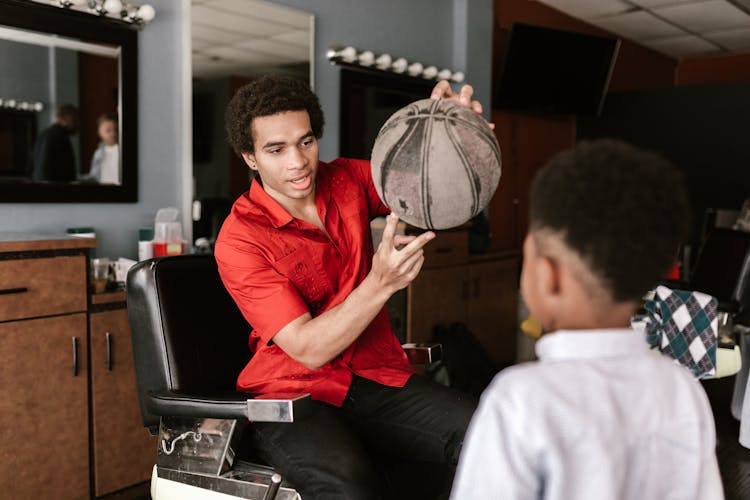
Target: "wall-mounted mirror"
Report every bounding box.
[0,0,137,202]
[191,0,313,207]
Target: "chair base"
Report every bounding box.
[151,465,301,500]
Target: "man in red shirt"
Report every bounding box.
[216,75,482,499]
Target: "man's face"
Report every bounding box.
[242,110,319,206]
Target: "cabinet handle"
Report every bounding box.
[473,277,480,299]
[0,287,28,295]
[72,337,79,377]
[105,331,112,372]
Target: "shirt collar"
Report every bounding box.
[248,180,293,228]
[535,328,649,361]
[246,161,333,229]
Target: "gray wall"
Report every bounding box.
[269,0,494,160]
[0,0,190,259]
[0,0,493,258]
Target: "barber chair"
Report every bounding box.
[677,228,750,338]
[126,254,441,500]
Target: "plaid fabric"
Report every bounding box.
[632,285,718,378]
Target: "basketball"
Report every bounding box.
[370,98,501,230]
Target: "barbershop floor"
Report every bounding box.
[107,377,750,500]
[702,375,750,500]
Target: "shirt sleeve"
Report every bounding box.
[450,377,541,500]
[341,157,390,218]
[215,241,310,347]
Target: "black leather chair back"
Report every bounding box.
[127,255,252,431]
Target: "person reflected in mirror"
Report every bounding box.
[83,113,120,184]
[31,104,78,182]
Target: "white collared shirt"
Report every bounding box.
[451,328,723,500]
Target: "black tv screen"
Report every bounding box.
[494,23,620,116]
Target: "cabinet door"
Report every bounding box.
[468,258,520,367]
[0,314,89,499]
[90,308,156,496]
[407,265,468,343]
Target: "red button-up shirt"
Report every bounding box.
[215,158,414,406]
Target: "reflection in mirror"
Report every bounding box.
[0,0,137,203]
[0,26,121,185]
[191,0,313,241]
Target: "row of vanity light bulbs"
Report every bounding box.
[50,0,156,24]
[0,99,44,112]
[327,46,465,83]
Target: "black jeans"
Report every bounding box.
[245,374,477,500]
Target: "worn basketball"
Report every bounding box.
[371,98,501,230]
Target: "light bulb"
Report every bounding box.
[451,71,465,83]
[339,46,357,63]
[422,66,438,79]
[437,68,452,81]
[357,50,374,66]
[407,62,424,77]
[103,0,122,14]
[391,57,408,73]
[137,4,156,22]
[375,54,392,69]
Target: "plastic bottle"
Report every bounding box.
[138,227,154,261]
[153,207,184,257]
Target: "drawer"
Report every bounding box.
[423,229,469,268]
[0,256,87,321]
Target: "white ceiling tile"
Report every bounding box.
[190,23,246,44]
[704,26,750,50]
[535,0,633,19]
[630,0,709,7]
[653,0,750,32]
[593,10,686,40]
[236,38,309,62]
[269,29,310,48]
[643,33,723,57]
[192,5,287,38]
[202,0,311,27]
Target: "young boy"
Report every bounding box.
[450,139,723,499]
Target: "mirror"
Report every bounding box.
[0,0,137,202]
[191,0,312,206]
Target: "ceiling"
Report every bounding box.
[191,0,311,80]
[536,0,750,59]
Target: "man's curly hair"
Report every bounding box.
[225,75,324,156]
[530,139,690,302]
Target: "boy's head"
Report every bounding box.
[225,75,324,156]
[96,114,118,146]
[521,139,689,330]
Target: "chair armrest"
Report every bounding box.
[402,343,442,364]
[147,390,312,423]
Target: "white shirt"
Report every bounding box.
[451,328,723,500]
[98,144,120,184]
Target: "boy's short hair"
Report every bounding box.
[225,75,324,156]
[529,139,689,302]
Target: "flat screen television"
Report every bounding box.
[494,23,620,116]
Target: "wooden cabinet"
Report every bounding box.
[89,304,156,497]
[406,229,520,367]
[0,235,154,498]
[488,111,576,252]
[0,237,93,499]
[0,314,90,499]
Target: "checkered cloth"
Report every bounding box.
[632,285,718,378]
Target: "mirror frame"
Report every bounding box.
[0,0,137,203]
